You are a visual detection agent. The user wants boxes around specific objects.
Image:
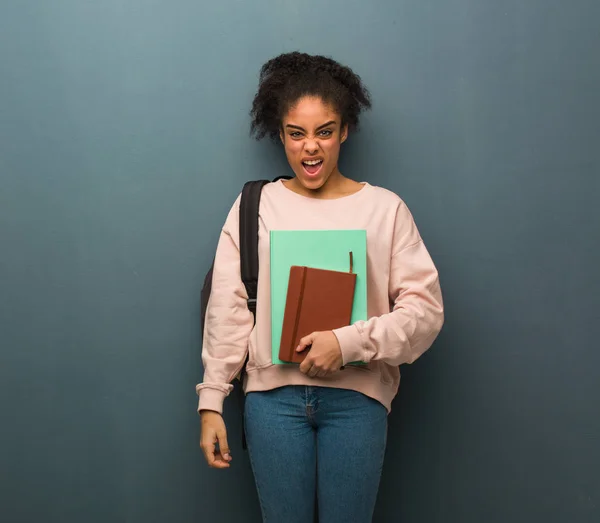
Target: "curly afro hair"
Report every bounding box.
[250,52,372,141]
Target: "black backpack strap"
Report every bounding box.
[237,179,269,449]
[239,175,291,311]
[239,179,270,314]
[236,176,292,450]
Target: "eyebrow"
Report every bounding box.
[285,120,337,132]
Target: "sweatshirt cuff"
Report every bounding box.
[197,387,227,415]
[332,325,365,366]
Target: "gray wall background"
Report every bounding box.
[1,1,599,522]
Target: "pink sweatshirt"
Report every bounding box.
[196,179,444,414]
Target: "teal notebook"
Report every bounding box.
[270,229,367,365]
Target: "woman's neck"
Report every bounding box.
[284,170,363,200]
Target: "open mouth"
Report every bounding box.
[302,158,324,177]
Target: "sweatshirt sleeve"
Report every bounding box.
[333,200,444,367]
[195,197,254,414]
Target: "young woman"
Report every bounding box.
[197,52,444,523]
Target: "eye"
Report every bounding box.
[318,129,333,137]
[289,131,303,139]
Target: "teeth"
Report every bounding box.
[304,160,322,166]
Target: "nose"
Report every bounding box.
[304,139,319,155]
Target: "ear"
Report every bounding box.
[340,124,349,144]
[279,129,285,144]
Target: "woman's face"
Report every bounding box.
[280,96,348,190]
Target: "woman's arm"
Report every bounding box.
[333,201,444,366]
[195,197,254,414]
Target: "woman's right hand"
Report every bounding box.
[200,410,232,469]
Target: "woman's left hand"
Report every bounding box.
[297,331,344,378]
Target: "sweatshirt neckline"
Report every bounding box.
[275,178,372,202]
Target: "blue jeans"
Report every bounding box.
[245,386,388,523]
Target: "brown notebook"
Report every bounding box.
[278,256,357,364]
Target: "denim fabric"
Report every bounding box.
[245,386,388,523]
